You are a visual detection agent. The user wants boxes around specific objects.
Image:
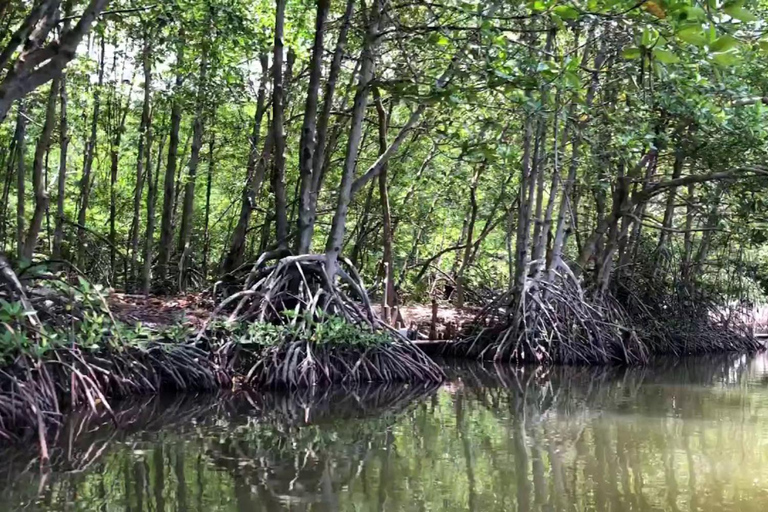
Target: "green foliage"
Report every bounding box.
[228,312,392,350]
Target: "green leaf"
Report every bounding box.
[724,3,757,21]
[564,70,581,88]
[653,48,680,64]
[758,41,768,53]
[553,5,579,19]
[710,34,739,52]
[685,6,707,20]
[677,26,708,46]
[622,47,642,59]
[711,50,740,66]
[641,28,658,47]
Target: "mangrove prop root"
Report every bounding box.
[451,263,760,364]
[209,252,445,387]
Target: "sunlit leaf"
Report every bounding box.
[712,50,740,66]
[622,47,642,59]
[723,2,757,22]
[553,5,579,19]
[677,26,708,46]
[710,34,739,52]
[653,48,680,64]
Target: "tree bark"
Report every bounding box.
[0,0,109,124]
[76,35,105,267]
[177,49,208,288]
[296,0,330,254]
[23,79,59,260]
[157,42,184,285]
[374,90,395,321]
[142,126,163,295]
[271,0,288,249]
[305,0,355,249]
[129,37,152,286]
[324,0,382,277]
[202,114,215,279]
[221,54,270,274]
[14,101,27,260]
[52,83,68,251]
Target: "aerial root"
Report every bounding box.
[210,252,445,387]
[452,261,760,364]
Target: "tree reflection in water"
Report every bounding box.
[2,354,768,511]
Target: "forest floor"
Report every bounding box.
[107,292,480,340]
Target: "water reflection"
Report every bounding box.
[3,354,768,511]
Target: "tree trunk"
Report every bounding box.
[157,42,184,285]
[220,54,269,275]
[76,35,104,267]
[14,101,27,260]
[1,115,20,253]
[23,78,59,260]
[296,0,330,254]
[0,0,108,124]
[202,115,215,279]
[142,127,163,295]
[129,37,152,287]
[325,0,382,277]
[52,71,69,260]
[177,50,208,289]
[374,90,395,321]
[455,162,485,308]
[655,142,686,258]
[306,0,356,250]
[271,0,289,248]
[513,113,535,293]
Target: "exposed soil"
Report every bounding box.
[108,293,480,340]
[108,293,214,329]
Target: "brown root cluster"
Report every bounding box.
[244,339,443,387]
[212,252,445,387]
[452,268,649,365]
[450,261,760,365]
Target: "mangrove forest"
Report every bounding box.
[2,0,768,509]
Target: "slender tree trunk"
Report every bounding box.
[655,142,686,258]
[177,49,208,289]
[296,0,330,254]
[14,101,27,260]
[455,163,485,307]
[142,127,164,294]
[270,0,289,248]
[325,0,382,277]
[129,37,152,287]
[681,183,697,283]
[23,79,58,260]
[107,84,132,283]
[52,72,69,260]
[221,54,269,274]
[547,39,604,282]
[296,0,356,253]
[76,35,104,267]
[1,123,19,253]
[157,42,184,285]
[373,90,396,321]
[513,113,535,293]
[202,115,215,279]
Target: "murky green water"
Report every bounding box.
[3,354,768,511]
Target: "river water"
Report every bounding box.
[3,354,768,511]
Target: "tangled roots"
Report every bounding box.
[210,252,445,387]
[453,270,649,365]
[244,340,444,388]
